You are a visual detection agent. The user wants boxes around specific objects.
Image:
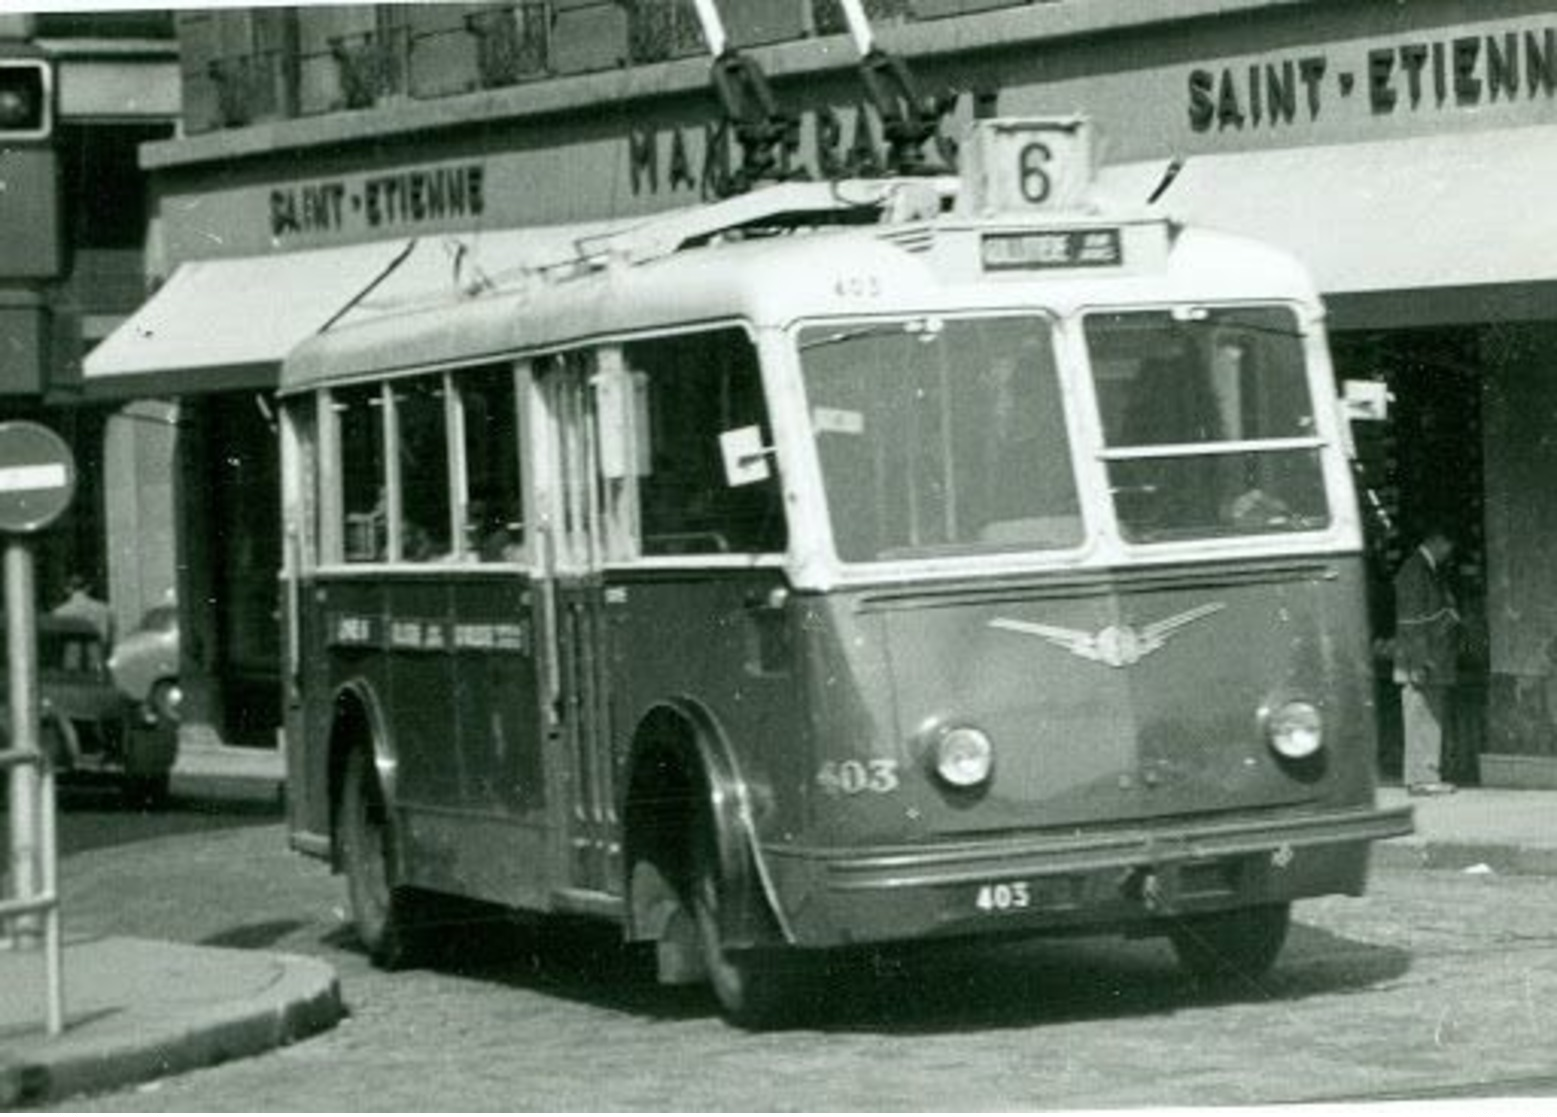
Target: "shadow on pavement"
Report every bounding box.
[321,910,709,1022]
[318,907,1410,1034]
[791,921,1412,1035]
[201,919,311,950]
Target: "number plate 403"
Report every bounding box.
[975,881,1031,913]
[816,759,899,795]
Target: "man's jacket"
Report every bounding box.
[1393,548,1460,685]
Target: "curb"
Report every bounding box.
[1375,838,1557,877]
[0,951,343,1109]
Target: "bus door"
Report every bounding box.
[442,364,550,906]
[539,352,620,899]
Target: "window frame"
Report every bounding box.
[791,308,1088,570]
[605,323,789,568]
[1079,301,1336,547]
[314,360,531,572]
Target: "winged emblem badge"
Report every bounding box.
[989,603,1226,668]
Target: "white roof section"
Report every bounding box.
[279,204,1320,395]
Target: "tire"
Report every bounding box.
[1169,903,1291,983]
[689,823,801,1029]
[339,747,433,970]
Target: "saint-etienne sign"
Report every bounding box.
[0,422,75,535]
[1186,20,1557,133]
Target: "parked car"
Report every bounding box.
[0,615,178,807]
[108,604,183,726]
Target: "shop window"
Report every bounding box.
[392,376,453,562]
[623,329,785,557]
[458,366,525,562]
[336,384,386,562]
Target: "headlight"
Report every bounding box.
[1266,700,1323,760]
[146,681,183,726]
[933,725,995,788]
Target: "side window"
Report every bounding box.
[458,366,525,562]
[337,384,386,563]
[625,329,785,557]
[392,376,452,562]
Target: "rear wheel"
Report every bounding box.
[339,746,434,969]
[1169,903,1291,983]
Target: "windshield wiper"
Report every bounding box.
[798,324,912,352]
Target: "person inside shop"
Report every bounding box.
[1393,526,1462,796]
[53,572,115,648]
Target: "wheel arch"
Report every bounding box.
[621,697,792,949]
[326,679,396,868]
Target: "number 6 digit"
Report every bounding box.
[1018,141,1052,205]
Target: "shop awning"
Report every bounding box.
[81,220,639,399]
[1097,123,1557,328]
[82,239,416,398]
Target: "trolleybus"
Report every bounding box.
[278,117,1413,1026]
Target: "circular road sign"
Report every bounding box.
[0,421,76,534]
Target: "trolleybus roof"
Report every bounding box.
[281,147,1321,395]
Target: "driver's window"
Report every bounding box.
[623,328,785,557]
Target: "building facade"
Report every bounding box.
[89,0,1557,779]
[0,11,179,630]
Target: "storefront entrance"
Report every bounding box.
[1333,327,1487,784]
[181,393,282,748]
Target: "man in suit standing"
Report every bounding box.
[1393,529,1461,795]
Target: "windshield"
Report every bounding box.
[1084,306,1330,543]
[798,315,1082,563]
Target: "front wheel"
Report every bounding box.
[689,827,803,1029]
[339,746,434,969]
[1169,903,1291,983]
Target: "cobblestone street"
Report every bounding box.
[35,796,1557,1110]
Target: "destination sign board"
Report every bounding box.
[981,228,1124,271]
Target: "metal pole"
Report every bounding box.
[690,0,727,56]
[836,0,875,57]
[40,761,63,1035]
[5,538,40,941]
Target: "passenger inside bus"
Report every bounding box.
[1088,308,1329,541]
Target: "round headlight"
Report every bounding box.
[935,726,994,788]
[1267,700,1323,760]
[150,680,184,726]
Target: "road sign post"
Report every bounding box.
[0,420,75,1036]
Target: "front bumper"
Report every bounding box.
[762,804,1414,948]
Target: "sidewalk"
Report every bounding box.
[1375,784,1557,875]
[170,738,286,804]
[0,936,342,1108]
[1,742,332,1109]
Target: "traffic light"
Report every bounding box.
[0,59,51,141]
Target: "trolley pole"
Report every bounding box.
[0,421,78,1038]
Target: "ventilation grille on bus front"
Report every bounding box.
[877,227,935,253]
